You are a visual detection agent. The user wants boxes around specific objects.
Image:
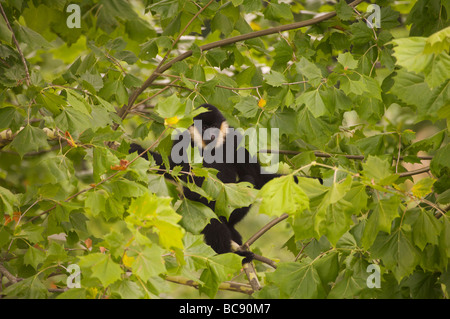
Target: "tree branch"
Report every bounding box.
[261,149,434,161]
[243,213,289,249]
[0,3,31,86]
[0,263,19,284]
[118,0,364,121]
[164,275,254,295]
[398,166,431,177]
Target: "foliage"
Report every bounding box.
[0,0,449,299]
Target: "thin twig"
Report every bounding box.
[260,149,434,161]
[243,213,289,249]
[0,3,30,86]
[133,79,179,109]
[252,254,277,269]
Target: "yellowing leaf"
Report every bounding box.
[250,21,261,31]
[122,252,135,268]
[164,115,179,126]
[411,177,436,198]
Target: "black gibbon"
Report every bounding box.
[129,104,307,263]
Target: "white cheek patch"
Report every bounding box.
[188,125,205,149]
[188,121,229,150]
[215,121,228,148]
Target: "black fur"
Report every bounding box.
[130,104,287,262]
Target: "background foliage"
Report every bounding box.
[0,0,449,299]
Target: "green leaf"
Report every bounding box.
[340,75,367,96]
[313,251,339,289]
[0,15,12,43]
[267,261,326,298]
[370,229,420,281]
[380,6,400,29]
[0,107,17,130]
[55,108,92,135]
[314,176,354,245]
[350,21,373,44]
[178,199,216,234]
[361,156,398,186]
[295,90,327,118]
[155,95,185,119]
[273,39,293,68]
[10,125,49,159]
[430,143,450,176]
[337,52,358,69]
[65,89,91,115]
[14,23,52,50]
[391,70,433,109]
[110,279,144,299]
[440,218,450,258]
[362,195,401,249]
[423,52,450,88]
[328,258,368,298]
[336,0,353,20]
[24,246,46,269]
[259,175,309,217]
[233,95,259,118]
[215,182,256,218]
[263,2,293,21]
[99,78,128,105]
[3,277,49,298]
[391,37,432,73]
[130,245,166,282]
[424,80,450,117]
[406,129,445,154]
[78,253,123,287]
[199,253,242,298]
[0,186,18,215]
[205,48,227,68]
[85,190,108,216]
[354,134,385,156]
[36,91,66,115]
[265,70,287,87]
[410,209,441,250]
[296,57,322,87]
[296,108,334,146]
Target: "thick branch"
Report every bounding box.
[398,166,430,177]
[0,263,19,284]
[118,0,364,120]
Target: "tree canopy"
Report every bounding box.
[0,0,449,299]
